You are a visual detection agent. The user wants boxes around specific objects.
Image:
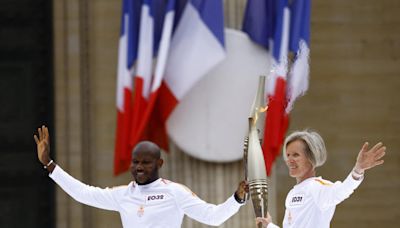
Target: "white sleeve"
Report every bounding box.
[49,165,120,211]
[174,184,243,226]
[312,172,363,210]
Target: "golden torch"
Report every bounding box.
[244,75,268,227]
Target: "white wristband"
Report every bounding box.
[352,168,364,180]
[44,159,54,169]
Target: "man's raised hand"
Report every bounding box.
[34,125,51,165]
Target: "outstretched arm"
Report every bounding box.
[33,125,120,211]
[352,142,386,179]
[313,141,386,209]
[177,180,248,226]
[34,125,56,172]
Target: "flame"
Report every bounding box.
[253,105,268,125]
[259,105,268,113]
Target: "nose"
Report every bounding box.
[131,162,144,170]
[136,163,144,170]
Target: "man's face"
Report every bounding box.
[131,150,162,185]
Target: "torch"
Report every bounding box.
[244,75,268,227]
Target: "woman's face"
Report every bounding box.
[285,139,315,183]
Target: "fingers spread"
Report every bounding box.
[375,160,384,166]
[370,142,384,153]
[34,135,39,144]
[43,126,49,140]
[38,128,42,140]
[360,142,369,153]
[374,148,386,160]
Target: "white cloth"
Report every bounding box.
[267,173,363,228]
[49,165,243,228]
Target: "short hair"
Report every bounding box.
[132,141,161,159]
[282,130,327,167]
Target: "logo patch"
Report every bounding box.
[289,194,305,206]
[145,194,165,203]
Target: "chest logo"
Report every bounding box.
[146,194,165,201]
[291,196,303,203]
[289,194,305,206]
[137,205,144,217]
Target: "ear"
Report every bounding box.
[157,159,164,168]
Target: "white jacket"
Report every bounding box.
[268,173,363,228]
[50,165,244,228]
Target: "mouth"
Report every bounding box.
[133,170,150,184]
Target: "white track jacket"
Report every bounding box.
[50,165,244,228]
[268,173,363,228]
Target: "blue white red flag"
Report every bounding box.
[114,0,141,175]
[287,0,311,113]
[158,0,226,122]
[114,0,226,175]
[243,0,311,175]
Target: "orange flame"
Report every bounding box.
[253,105,268,125]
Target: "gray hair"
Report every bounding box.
[282,130,327,167]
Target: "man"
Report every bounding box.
[34,125,248,227]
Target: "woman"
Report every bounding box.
[257,130,386,228]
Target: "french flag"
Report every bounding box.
[157,0,226,143]
[287,0,310,113]
[114,0,140,175]
[243,0,310,175]
[130,0,176,153]
[114,0,226,175]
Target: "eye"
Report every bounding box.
[142,160,152,165]
[287,152,299,158]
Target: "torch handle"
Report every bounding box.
[243,136,250,201]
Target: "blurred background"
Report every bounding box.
[0,0,399,227]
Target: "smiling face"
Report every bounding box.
[285,139,315,183]
[131,142,163,185]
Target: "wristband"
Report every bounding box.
[44,159,54,169]
[234,192,246,204]
[352,168,364,180]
